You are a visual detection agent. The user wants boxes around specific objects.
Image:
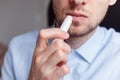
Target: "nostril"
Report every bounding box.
[71,0,86,5]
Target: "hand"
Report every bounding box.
[28,28,71,80]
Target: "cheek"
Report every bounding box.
[89,2,109,24]
[53,2,69,25]
[53,1,66,16]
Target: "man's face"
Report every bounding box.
[52,0,117,36]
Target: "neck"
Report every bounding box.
[65,28,97,49]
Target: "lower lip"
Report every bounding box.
[72,16,87,22]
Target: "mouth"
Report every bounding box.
[67,12,88,22]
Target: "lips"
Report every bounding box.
[67,12,88,21]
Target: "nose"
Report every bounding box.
[75,0,84,3]
[70,0,86,5]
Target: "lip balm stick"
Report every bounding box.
[60,15,73,32]
[49,15,73,44]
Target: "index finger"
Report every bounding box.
[35,28,69,51]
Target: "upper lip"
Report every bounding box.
[67,12,88,18]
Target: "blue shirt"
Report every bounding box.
[2,26,120,80]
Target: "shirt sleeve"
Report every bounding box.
[1,47,15,80]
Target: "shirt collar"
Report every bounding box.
[75,26,104,63]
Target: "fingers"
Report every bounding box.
[44,50,68,70]
[35,28,69,51]
[29,28,71,80]
[33,39,71,67]
[38,44,70,80]
[41,39,71,58]
[35,64,70,80]
[34,28,71,66]
[54,64,70,79]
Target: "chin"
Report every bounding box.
[68,25,97,37]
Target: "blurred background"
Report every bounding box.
[0,0,50,45]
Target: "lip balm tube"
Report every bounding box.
[60,15,73,32]
[48,15,73,44]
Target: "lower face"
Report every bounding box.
[52,0,110,37]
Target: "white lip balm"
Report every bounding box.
[49,15,73,44]
[60,15,73,32]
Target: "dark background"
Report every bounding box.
[101,0,120,32]
[48,0,120,32]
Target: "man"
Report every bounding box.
[2,0,120,80]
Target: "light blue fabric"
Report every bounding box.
[2,26,120,80]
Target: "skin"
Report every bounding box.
[28,0,117,80]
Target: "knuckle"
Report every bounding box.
[62,65,70,74]
[65,44,71,53]
[52,40,71,54]
[56,50,64,58]
[56,65,70,78]
[56,50,68,62]
[64,67,70,74]
[35,56,41,64]
[39,29,46,38]
[39,65,46,74]
[53,40,64,49]
[33,54,43,64]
